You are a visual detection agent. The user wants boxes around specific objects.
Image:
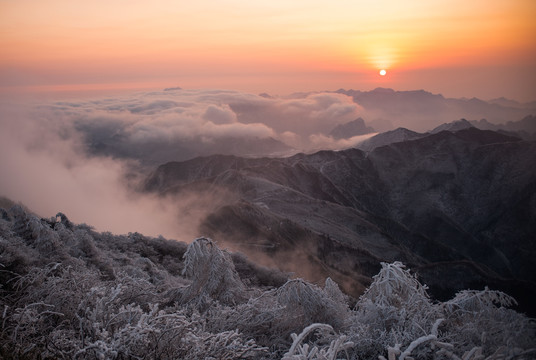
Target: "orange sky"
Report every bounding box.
[1,0,535,100]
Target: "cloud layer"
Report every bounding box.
[2,86,533,240]
[0,89,368,239]
[39,89,366,160]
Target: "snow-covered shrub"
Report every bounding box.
[131,234,188,276]
[74,230,116,279]
[10,205,65,258]
[203,276,350,357]
[282,323,354,360]
[276,278,349,330]
[442,287,536,356]
[357,261,432,311]
[202,290,289,354]
[70,284,267,359]
[0,231,38,284]
[231,251,288,288]
[180,328,268,360]
[1,259,266,359]
[72,292,185,359]
[1,206,535,360]
[348,262,441,358]
[179,237,247,307]
[55,212,74,230]
[1,262,100,358]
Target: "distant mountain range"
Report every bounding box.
[354,117,536,152]
[145,125,536,315]
[470,115,536,140]
[334,88,536,132]
[73,87,535,166]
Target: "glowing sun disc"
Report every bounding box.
[379,69,387,76]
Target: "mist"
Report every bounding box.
[0,89,367,240]
[0,100,220,240]
[1,86,534,242]
[29,89,369,161]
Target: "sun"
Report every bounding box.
[379,69,387,76]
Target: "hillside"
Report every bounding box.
[145,127,536,315]
[0,205,534,359]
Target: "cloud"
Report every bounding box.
[0,88,371,238]
[308,133,378,151]
[228,91,364,137]
[0,102,218,240]
[26,89,367,163]
[2,85,532,248]
[201,120,275,139]
[202,104,237,124]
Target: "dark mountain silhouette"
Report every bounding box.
[329,117,375,139]
[145,127,536,315]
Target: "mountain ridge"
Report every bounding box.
[334,88,536,132]
[145,127,536,314]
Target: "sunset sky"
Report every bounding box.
[1,0,535,100]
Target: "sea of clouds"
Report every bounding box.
[47,88,372,157]
[0,88,376,239]
[2,86,533,240]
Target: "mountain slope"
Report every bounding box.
[145,128,536,314]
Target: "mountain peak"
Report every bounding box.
[329,117,375,139]
[356,127,425,152]
[430,119,474,134]
[370,87,396,94]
